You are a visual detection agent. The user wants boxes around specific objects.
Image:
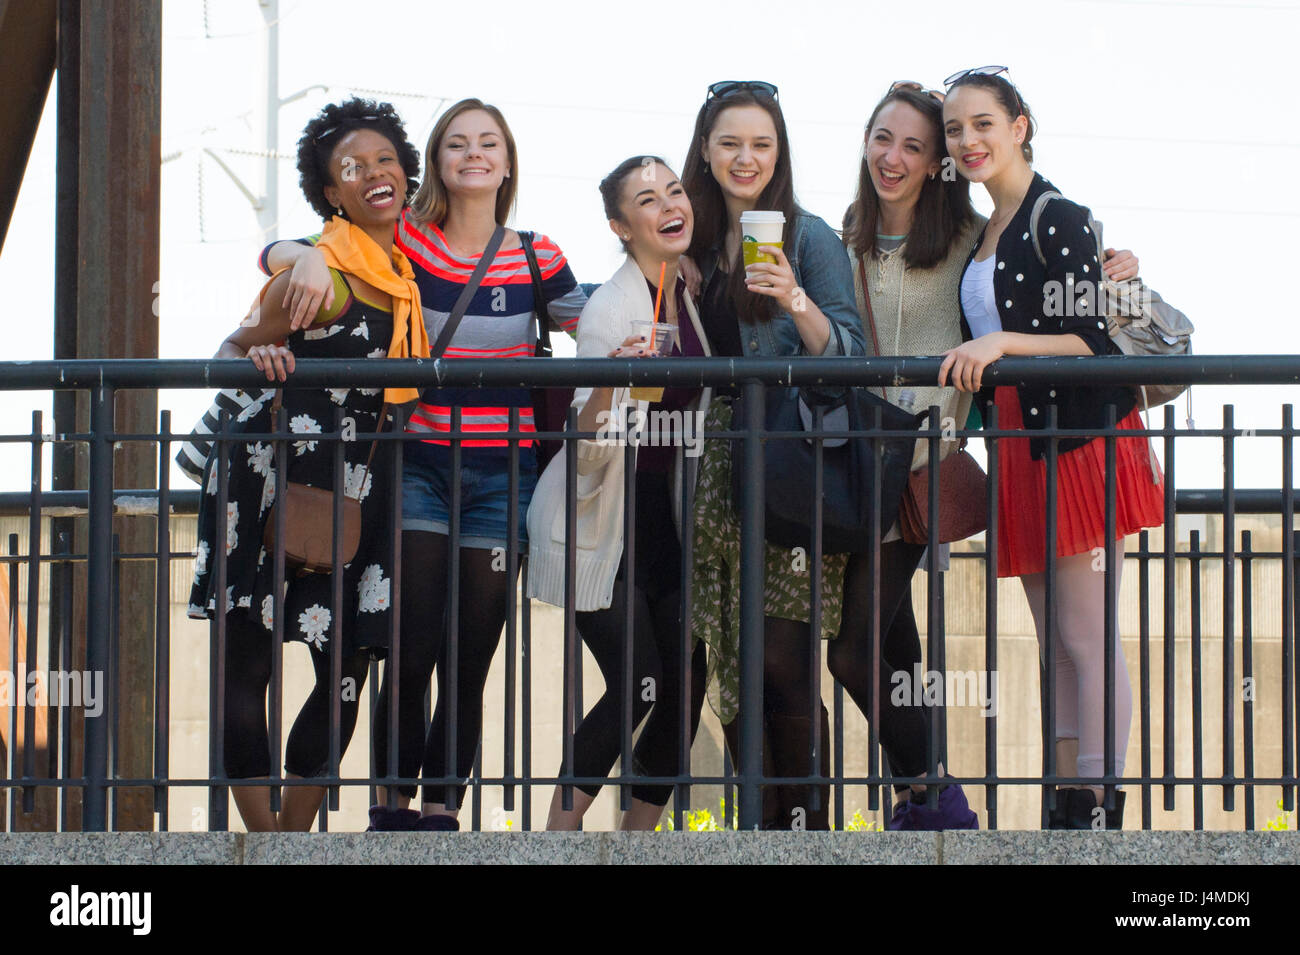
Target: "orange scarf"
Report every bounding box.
[313,215,428,404]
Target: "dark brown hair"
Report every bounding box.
[599,155,676,251]
[842,88,975,270]
[408,98,518,227]
[681,87,796,323]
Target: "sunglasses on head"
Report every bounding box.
[941,65,1025,116]
[887,80,944,103]
[313,115,381,144]
[706,80,779,101]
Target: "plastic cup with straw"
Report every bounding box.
[629,261,677,402]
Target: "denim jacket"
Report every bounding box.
[696,210,866,358]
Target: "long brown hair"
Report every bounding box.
[408,98,519,227]
[843,88,975,270]
[681,87,796,323]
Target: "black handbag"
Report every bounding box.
[731,386,923,554]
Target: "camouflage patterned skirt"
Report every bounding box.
[690,397,847,724]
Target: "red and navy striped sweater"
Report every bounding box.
[262,210,585,468]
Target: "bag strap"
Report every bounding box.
[430,224,507,358]
[1027,190,1063,268]
[857,256,882,357]
[518,230,552,359]
[269,389,388,498]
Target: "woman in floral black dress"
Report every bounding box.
[188,99,426,831]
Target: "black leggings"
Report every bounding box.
[827,539,933,781]
[372,530,515,808]
[221,611,371,780]
[571,591,707,807]
[570,470,707,807]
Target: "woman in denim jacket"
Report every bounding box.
[681,81,865,829]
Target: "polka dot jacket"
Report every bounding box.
[957,172,1136,459]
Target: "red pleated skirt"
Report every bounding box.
[993,387,1165,578]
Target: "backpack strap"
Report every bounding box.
[1028,190,1063,268]
[517,230,552,359]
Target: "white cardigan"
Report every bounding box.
[526,255,712,611]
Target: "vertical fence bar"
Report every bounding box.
[560,405,577,813]
[57,531,72,831]
[1103,405,1117,815]
[210,408,230,832]
[520,558,533,829]
[84,384,114,831]
[1240,530,1254,830]
[807,403,824,817]
[6,534,18,830]
[738,381,765,830]
[1282,404,1295,813]
[1041,405,1059,826]
[866,404,883,814]
[153,410,172,828]
[444,407,463,810]
[1138,530,1152,830]
[833,682,845,828]
[621,429,636,816]
[1189,529,1204,829]
[110,533,121,827]
[383,405,404,808]
[925,404,941,811]
[1221,406,1235,810]
[269,404,287,817]
[676,412,696,828]
[984,403,1000,830]
[1162,404,1177,811]
[503,408,520,814]
[22,411,42,813]
[327,407,346,818]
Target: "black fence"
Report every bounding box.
[0,355,1296,833]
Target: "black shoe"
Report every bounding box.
[1064,790,1126,830]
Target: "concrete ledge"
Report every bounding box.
[2,831,1295,865]
[939,830,1300,865]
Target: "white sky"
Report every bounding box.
[2,0,1298,495]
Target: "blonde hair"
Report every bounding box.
[408,98,518,226]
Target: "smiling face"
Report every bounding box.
[322,128,407,229]
[702,104,779,208]
[610,162,694,263]
[437,108,510,198]
[942,85,1028,184]
[866,100,943,212]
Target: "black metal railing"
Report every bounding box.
[0,355,1296,833]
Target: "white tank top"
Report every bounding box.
[961,255,1002,339]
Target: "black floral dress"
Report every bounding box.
[188,273,396,658]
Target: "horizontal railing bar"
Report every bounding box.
[3,488,1294,517]
[2,355,1299,390]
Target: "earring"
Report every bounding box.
[929,172,937,180]
[336,205,344,216]
[621,234,631,241]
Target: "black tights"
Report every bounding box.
[222,611,371,780]
[828,539,933,781]
[372,530,515,808]
[570,587,707,807]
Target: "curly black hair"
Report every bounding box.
[296,97,421,221]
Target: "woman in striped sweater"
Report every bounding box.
[262,98,586,830]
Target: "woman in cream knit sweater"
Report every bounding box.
[836,82,1137,830]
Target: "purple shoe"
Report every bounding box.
[888,785,979,831]
[366,805,420,832]
[413,813,460,831]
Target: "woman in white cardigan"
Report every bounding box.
[528,156,713,830]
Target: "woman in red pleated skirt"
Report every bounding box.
[939,68,1166,828]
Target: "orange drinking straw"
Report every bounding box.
[651,261,666,351]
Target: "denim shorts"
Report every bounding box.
[401,454,536,551]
